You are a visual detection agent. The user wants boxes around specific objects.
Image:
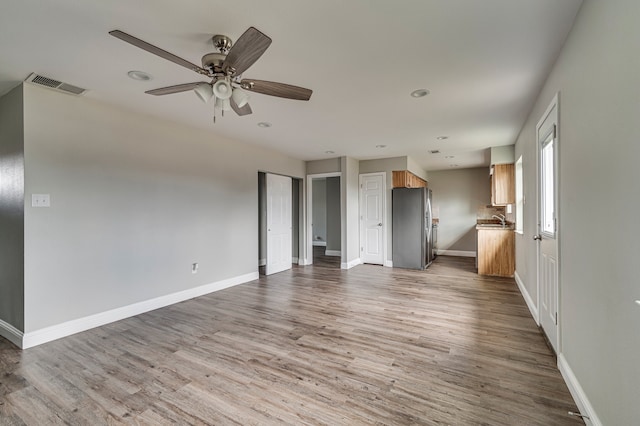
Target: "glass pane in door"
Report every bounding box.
[541,133,555,236]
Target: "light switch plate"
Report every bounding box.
[32,194,50,207]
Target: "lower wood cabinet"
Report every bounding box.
[477,228,515,277]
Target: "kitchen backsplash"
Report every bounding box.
[477,205,515,224]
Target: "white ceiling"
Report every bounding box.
[0,0,582,171]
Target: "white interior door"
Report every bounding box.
[360,173,384,265]
[536,98,559,353]
[266,173,292,275]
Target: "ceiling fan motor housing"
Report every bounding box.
[201,52,226,73]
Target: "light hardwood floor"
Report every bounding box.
[0,255,581,425]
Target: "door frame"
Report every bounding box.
[535,92,561,353]
[265,173,293,275]
[359,172,387,266]
[306,172,342,266]
[258,171,303,272]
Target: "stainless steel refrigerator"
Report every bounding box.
[392,187,433,270]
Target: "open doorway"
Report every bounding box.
[308,175,341,268]
[258,172,302,275]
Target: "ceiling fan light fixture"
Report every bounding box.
[215,97,232,111]
[213,79,233,100]
[194,83,213,103]
[231,87,250,108]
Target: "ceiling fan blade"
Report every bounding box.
[223,27,272,76]
[109,30,205,74]
[241,79,312,101]
[230,97,252,116]
[145,82,204,96]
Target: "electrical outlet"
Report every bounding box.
[32,194,50,207]
[191,263,198,274]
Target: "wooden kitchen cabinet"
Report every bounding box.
[491,163,515,205]
[477,228,515,277]
[392,170,427,188]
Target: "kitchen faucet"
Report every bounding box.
[492,214,506,226]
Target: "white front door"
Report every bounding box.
[360,173,385,265]
[266,173,292,275]
[536,96,559,353]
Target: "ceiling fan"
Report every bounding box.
[109,27,312,121]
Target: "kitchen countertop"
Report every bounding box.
[476,224,515,230]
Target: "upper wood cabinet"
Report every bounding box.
[392,170,427,188]
[491,163,515,205]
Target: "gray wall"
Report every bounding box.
[311,178,327,242]
[0,85,25,331]
[428,168,490,253]
[306,158,341,175]
[406,156,428,181]
[325,177,341,252]
[341,157,360,265]
[21,84,305,332]
[514,0,639,423]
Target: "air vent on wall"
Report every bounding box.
[24,73,86,96]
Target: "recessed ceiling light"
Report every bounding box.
[436,136,449,140]
[376,144,387,148]
[127,70,152,81]
[257,122,272,128]
[410,89,430,98]
[445,155,455,159]
[325,150,335,154]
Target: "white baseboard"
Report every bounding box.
[341,258,362,269]
[558,354,602,426]
[0,319,23,348]
[21,271,259,349]
[384,260,393,268]
[514,270,539,325]
[262,258,299,266]
[436,250,476,257]
[325,250,341,257]
[312,241,327,246]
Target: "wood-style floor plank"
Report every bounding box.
[0,253,582,425]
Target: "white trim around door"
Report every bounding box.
[359,172,386,266]
[535,92,561,355]
[306,172,341,266]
